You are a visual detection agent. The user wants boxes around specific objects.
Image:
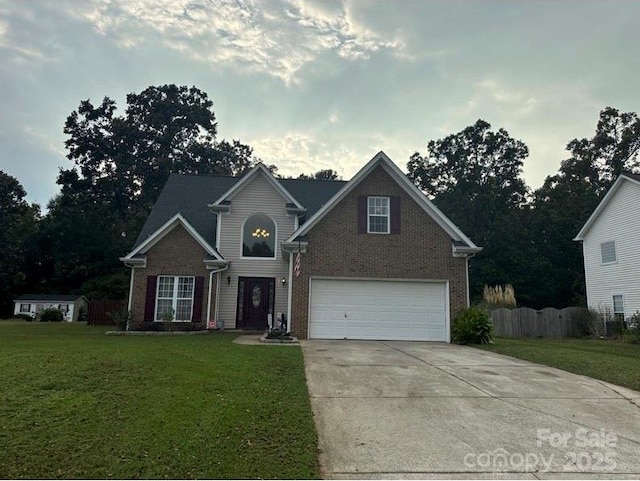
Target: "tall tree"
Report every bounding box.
[62,84,258,226]
[407,120,532,303]
[0,171,40,315]
[53,84,260,297]
[297,169,341,180]
[531,107,640,307]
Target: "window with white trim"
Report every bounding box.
[242,214,276,257]
[155,276,195,322]
[600,241,617,264]
[368,196,390,234]
[613,295,624,322]
[20,303,30,313]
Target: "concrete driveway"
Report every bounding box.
[301,340,640,479]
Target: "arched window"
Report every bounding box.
[242,214,276,258]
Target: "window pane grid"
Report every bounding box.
[157,299,174,320]
[177,277,194,298]
[368,197,388,215]
[368,196,389,233]
[158,277,175,298]
[156,276,194,322]
[600,241,617,263]
[175,300,193,321]
[613,295,624,313]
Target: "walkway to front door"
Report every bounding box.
[236,277,274,330]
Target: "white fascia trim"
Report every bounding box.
[123,213,223,261]
[208,163,304,210]
[281,241,308,253]
[452,245,483,256]
[120,256,147,267]
[285,151,480,250]
[574,175,639,241]
[204,259,230,269]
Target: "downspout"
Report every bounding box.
[287,250,294,334]
[465,257,470,307]
[207,265,229,327]
[464,252,479,307]
[126,265,135,331]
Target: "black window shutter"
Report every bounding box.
[390,196,401,234]
[143,276,157,322]
[192,276,205,322]
[357,196,367,234]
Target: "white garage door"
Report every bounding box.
[309,278,448,341]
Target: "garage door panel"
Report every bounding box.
[309,279,448,342]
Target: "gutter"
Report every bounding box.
[206,264,229,327]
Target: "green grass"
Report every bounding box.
[0,322,319,479]
[477,337,640,391]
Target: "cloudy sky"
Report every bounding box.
[1,0,639,208]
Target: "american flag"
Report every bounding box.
[294,252,301,277]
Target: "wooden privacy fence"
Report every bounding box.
[88,300,127,326]
[490,307,587,338]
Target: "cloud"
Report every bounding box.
[456,78,540,120]
[249,131,375,179]
[70,0,404,84]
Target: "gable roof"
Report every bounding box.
[574,172,640,241]
[127,172,346,254]
[285,151,481,251]
[209,163,304,210]
[124,212,223,261]
[15,294,87,302]
[132,174,237,250]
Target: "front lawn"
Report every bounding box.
[0,322,319,479]
[478,337,640,391]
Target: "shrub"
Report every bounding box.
[77,306,88,322]
[452,306,494,345]
[574,308,603,337]
[107,308,130,331]
[13,313,34,322]
[39,308,64,323]
[623,312,640,344]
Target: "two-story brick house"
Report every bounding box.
[121,151,481,341]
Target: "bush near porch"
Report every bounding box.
[0,322,319,479]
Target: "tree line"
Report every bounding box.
[1,84,638,316]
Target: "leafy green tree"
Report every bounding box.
[407,120,532,304]
[62,84,258,228]
[531,107,640,307]
[297,169,341,180]
[0,171,40,316]
[50,84,260,298]
[30,194,130,297]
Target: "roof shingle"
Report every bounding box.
[133,173,346,250]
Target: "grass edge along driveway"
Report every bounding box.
[0,322,319,479]
[478,337,640,392]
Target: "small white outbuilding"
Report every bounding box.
[13,294,89,322]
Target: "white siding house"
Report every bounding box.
[13,294,89,321]
[574,173,640,322]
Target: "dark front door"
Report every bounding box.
[236,277,275,330]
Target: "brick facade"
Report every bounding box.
[129,224,214,330]
[290,165,468,339]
